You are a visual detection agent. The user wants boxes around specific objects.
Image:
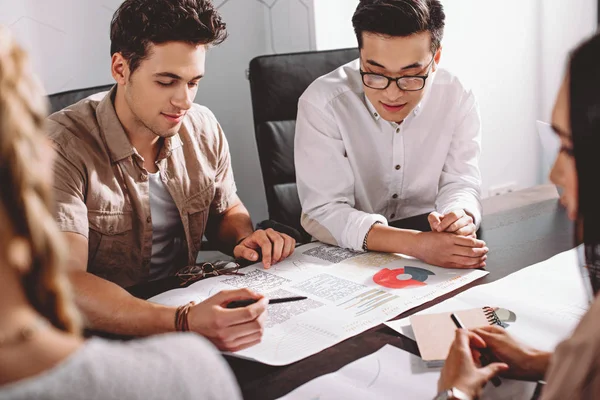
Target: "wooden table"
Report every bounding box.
[129,185,573,399]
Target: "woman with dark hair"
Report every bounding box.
[436,32,600,400]
[0,27,241,400]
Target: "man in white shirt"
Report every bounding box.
[295,0,488,269]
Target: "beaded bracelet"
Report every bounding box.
[362,221,382,252]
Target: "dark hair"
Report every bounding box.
[110,0,228,74]
[569,32,600,295]
[352,0,445,52]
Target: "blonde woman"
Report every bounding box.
[0,27,241,400]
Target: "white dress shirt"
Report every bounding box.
[295,59,482,252]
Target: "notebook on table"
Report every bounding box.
[410,306,503,367]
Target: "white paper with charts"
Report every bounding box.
[385,247,589,354]
[148,242,488,365]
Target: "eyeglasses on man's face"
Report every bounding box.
[360,52,436,91]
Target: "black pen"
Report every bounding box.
[226,296,308,309]
[450,313,502,387]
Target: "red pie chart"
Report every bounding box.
[373,266,435,289]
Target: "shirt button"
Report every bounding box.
[146,216,151,223]
[108,225,114,234]
[395,165,401,170]
[390,214,396,219]
[140,173,148,181]
[396,128,400,133]
[374,113,379,117]
[392,194,398,199]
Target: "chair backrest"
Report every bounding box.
[47,84,114,114]
[248,48,359,238]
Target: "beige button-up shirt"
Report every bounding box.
[47,87,238,287]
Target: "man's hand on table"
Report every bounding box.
[234,228,296,269]
[428,210,477,237]
[188,288,268,352]
[413,231,488,269]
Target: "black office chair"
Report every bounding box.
[248,48,360,242]
[47,84,114,114]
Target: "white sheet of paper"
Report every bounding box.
[277,344,537,400]
[386,247,588,353]
[149,242,488,365]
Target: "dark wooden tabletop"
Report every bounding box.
[130,185,574,400]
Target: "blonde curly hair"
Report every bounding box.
[0,27,80,334]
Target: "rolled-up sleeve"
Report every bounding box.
[295,99,387,251]
[51,139,89,238]
[435,89,482,226]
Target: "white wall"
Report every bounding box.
[540,1,598,124]
[0,1,120,93]
[1,0,315,224]
[445,0,596,190]
[311,0,598,196]
[442,0,541,196]
[313,0,359,50]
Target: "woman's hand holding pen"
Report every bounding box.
[187,288,268,352]
[472,326,551,381]
[438,329,508,399]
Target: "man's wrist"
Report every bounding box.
[362,221,382,251]
[364,224,420,255]
[235,235,250,246]
[140,302,181,335]
[231,231,253,254]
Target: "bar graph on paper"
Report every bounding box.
[338,289,399,317]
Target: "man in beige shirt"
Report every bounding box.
[47,0,296,351]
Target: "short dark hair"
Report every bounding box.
[110,0,228,74]
[352,0,445,52]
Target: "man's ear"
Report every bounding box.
[111,53,129,85]
[432,45,442,72]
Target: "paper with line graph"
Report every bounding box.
[148,242,487,365]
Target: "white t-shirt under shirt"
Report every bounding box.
[0,333,242,400]
[148,170,185,280]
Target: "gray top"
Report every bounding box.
[0,333,242,400]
